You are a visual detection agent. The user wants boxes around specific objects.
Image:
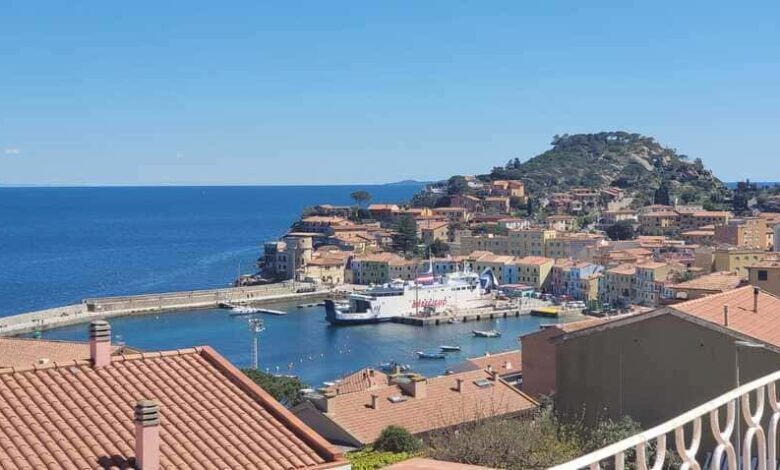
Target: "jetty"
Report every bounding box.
[0,281,329,336]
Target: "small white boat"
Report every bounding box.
[472,329,502,338]
[440,345,462,352]
[229,306,262,316]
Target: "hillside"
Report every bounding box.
[485,132,730,208]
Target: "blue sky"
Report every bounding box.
[1,1,778,185]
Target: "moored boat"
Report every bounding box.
[416,351,446,360]
[439,345,462,352]
[472,329,502,338]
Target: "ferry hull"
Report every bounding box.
[324,300,391,325]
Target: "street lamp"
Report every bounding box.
[734,339,766,463]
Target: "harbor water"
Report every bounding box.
[1,185,582,387]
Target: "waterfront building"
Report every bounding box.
[634,261,677,306]
[601,264,637,306]
[261,235,315,281]
[0,321,347,469]
[304,250,351,285]
[466,251,518,285]
[713,216,768,249]
[292,369,537,448]
[515,256,554,290]
[550,260,604,301]
[349,252,404,285]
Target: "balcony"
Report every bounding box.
[551,370,780,470]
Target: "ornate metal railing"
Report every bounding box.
[550,370,780,470]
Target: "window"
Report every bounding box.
[758,270,769,281]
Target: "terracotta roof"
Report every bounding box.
[671,286,780,348]
[606,264,637,276]
[322,368,390,396]
[368,204,400,211]
[636,261,669,270]
[316,370,536,445]
[516,256,552,266]
[466,351,522,376]
[0,346,343,469]
[0,338,122,369]
[668,272,742,292]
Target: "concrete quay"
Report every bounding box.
[0,281,330,336]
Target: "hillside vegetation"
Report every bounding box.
[487,132,729,207]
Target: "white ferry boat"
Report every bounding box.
[325,269,494,325]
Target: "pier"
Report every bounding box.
[0,281,331,336]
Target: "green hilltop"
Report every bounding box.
[486,131,730,208]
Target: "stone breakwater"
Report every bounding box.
[0,282,329,336]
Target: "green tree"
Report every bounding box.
[351,191,372,208]
[654,182,671,205]
[242,369,306,407]
[429,239,450,257]
[447,176,469,196]
[392,215,418,253]
[374,426,422,453]
[605,221,636,241]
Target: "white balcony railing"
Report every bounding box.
[551,370,780,470]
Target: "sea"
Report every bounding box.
[0,185,578,386]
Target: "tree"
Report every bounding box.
[605,221,636,241]
[392,215,418,253]
[374,426,422,453]
[526,197,535,216]
[242,369,306,407]
[350,191,372,208]
[654,182,671,206]
[447,176,469,196]
[429,239,450,257]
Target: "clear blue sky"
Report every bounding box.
[1,1,778,185]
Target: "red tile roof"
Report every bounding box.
[322,368,390,396]
[311,370,537,445]
[670,286,780,348]
[0,346,344,469]
[0,338,123,369]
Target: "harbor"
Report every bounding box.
[0,281,331,336]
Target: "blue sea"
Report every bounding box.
[0,185,573,386]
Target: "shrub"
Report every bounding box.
[347,448,413,470]
[374,426,422,453]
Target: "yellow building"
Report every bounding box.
[516,256,554,290]
[601,264,637,305]
[635,261,676,306]
[459,229,557,258]
[713,247,766,280]
[418,220,449,245]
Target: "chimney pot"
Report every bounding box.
[370,394,379,409]
[724,305,729,327]
[754,287,760,313]
[89,320,111,368]
[504,360,512,370]
[455,378,464,393]
[134,400,160,470]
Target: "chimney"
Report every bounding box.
[455,378,464,393]
[504,360,512,370]
[370,394,379,409]
[486,364,493,374]
[134,400,161,470]
[754,287,760,313]
[724,305,729,327]
[490,370,499,381]
[89,320,111,367]
[313,389,336,414]
[410,376,427,399]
